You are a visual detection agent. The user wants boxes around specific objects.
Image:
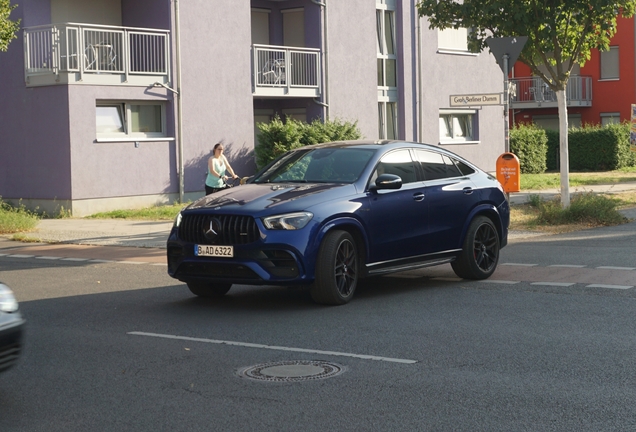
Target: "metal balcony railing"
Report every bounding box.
[24,23,170,86]
[510,76,592,107]
[252,44,321,97]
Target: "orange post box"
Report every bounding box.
[496,152,520,193]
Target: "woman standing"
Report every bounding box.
[205,143,238,195]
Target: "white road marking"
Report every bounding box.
[596,266,636,271]
[60,257,89,262]
[479,280,520,285]
[586,284,633,290]
[7,254,35,258]
[549,264,586,268]
[128,331,418,364]
[501,263,538,267]
[530,282,576,287]
[35,256,62,260]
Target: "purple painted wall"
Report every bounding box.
[0,0,72,201]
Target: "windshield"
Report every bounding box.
[253,148,375,184]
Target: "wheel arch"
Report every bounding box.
[460,204,504,248]
[313,217,369,273]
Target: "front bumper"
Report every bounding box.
[166,226,318,286]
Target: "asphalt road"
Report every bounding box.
[1,222,636,431]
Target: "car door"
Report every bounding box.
[415,149,479,254]
[366,149,429,263]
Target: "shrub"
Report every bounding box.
[510,124,548,173]
[0,198,39,234]
[530,192,626,226]
[255,115,362,169]
[545,122,635,171]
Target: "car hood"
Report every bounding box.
[186,183,356,214]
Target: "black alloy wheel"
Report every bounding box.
[311,230,359,305]
[451,216,500,280]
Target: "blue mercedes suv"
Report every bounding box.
[167,140,509,305]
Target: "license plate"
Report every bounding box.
[195,244,234,258]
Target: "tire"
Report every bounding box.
[451,216,500,280]
[186,282,232,298]
[310,230,359,305]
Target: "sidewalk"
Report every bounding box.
[1,182,635,250]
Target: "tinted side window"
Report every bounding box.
[454,159,476,176]
[378,149,418,184]
[415,149,447,180]
[442,155,463,178]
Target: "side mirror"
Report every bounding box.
[369,173,402,192]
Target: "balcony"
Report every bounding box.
[510,76,592,109]
[252,44,321,98]
[23,23,170,87]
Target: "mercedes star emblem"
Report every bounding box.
[203,218,222,242]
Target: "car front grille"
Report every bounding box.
[179,214,260,245]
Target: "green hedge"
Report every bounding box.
[546,123,635,171]
[509,124,548,173]
[254,115,362,169]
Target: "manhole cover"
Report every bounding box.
[238,360,344,382]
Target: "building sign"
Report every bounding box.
[450,93,502,107]
[631,104,636,152]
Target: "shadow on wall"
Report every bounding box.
[184,142,256,192]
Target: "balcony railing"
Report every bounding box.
[252,44,321,98]
[24,23,170,87]
[510,76,592,108]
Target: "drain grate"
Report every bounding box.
[238,360,344,382]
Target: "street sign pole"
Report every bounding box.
[485,37,528,154]
[503,54,509,152]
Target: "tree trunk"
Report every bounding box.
[556,89,570,208]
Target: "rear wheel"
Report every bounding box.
[451,216,500,280]
[186,282,232,298]
[311,230,359,305]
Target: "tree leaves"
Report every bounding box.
[0,0,20,52]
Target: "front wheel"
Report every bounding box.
[186,282,232,298]
[311,230,359,305]
[451,216,500,280]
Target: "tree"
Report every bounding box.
[0,0,19,52]
[417,0,636,207]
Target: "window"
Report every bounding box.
[378,102,397,139]
[96,102,166,140]
[377,1,398,139]
[601,113,621,126]
[439,110,476,143]
[376,149,417,184]
[438,27,471,53]
[415,150,468,180]
[600,46,619,80]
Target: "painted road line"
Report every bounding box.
[530,282,576,287]
[35,256,63,260]
[586,284,633,290]
[479,280,520,285]
[7,254,35,258]
[128,331,418,365]
[60,257,89,262]
[596,266,636,271]
[501,263,538,267]
[549,265,586,268]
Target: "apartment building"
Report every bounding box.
[510,15,635,129]
[0,0,504,216]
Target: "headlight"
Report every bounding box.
[0,283,19,313]
[173,212,183,228]
[262,212,313,230]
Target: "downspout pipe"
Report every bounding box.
[311,0,329,121]
[174,0,185,203]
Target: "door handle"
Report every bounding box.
[463,187,474,195]
[413,193,425,201]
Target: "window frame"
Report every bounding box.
[600,46,619,80]
[96,101,169,142]
[438,109,478,145]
